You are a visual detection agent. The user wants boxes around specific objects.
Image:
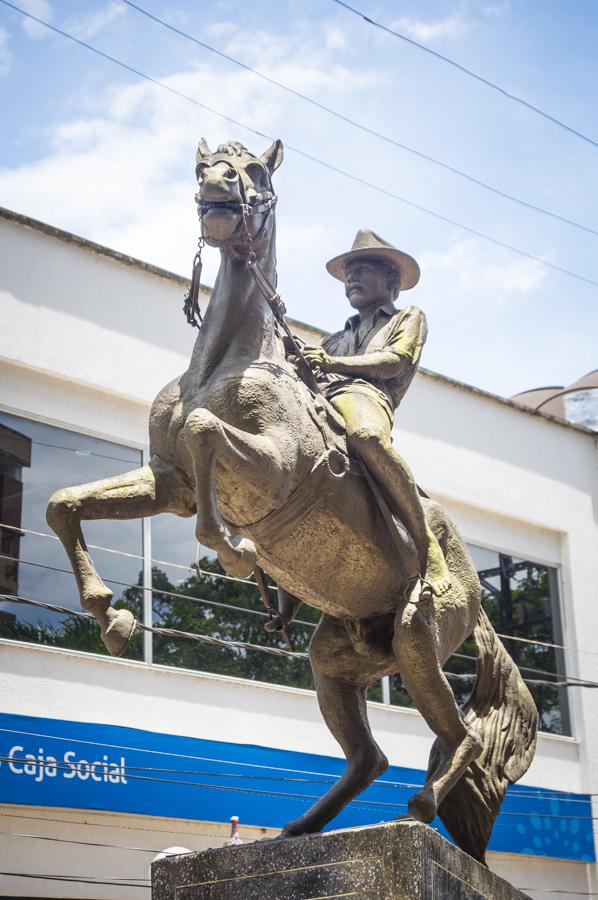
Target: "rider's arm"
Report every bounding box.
[321,349,411,380]
[305,306,428,382]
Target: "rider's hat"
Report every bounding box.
[326,229,420,291]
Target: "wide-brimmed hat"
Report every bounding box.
[326,229,420,291]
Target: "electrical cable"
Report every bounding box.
[0,810,528,852]
[2,830,164,853]
[0,519,277,591]
[0,810,249,842]
[2,756,598,822]
[0,866,593,896]
[121,0,598,238]
[0,551,298,627]
[0,871,149,887]
[0,0,597,289]
[332,0,598,150]
[4,590,598,689]
[2,523,596,655]
[0,754,593,809]
[0,746,594,827]
[1,844,596,896]
[1,585,594,687]
[0,592,308,661]
[0,754,596,822]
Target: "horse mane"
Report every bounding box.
[216,141,249,157]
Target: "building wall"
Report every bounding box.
[1,208,597,899]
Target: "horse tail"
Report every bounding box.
[429,608,538,864]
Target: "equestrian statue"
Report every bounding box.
[46,137,537,864]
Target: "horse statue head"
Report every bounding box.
[195,138,284,251]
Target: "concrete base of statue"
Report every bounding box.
[151,819,530,899]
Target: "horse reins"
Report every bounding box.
[186,154,429,635]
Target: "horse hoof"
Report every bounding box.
[280,816,315,838]
[407,789,437,824]
[101,609,137,657]
[219,536,257,579]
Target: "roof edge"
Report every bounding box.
[1,206,593,438]
[0,204,205,293]
[418,367,596,438]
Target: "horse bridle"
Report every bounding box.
[183,154,278,329]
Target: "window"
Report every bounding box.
[389,543,569,736]
[0,413,314,689]
[0,413,571,728]
[150,512,316,689]
[0,412,143,659]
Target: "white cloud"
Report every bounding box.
[204,21,238,39]
[65,2,126,40]
[19,0,52,39]
[0,34,381,276]
[0,27,11,75]
[391,12,471,43]
[325,27,347,51]
[419,237,547,300]
[483,2,510,18]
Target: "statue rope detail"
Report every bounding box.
[46,138,537,864]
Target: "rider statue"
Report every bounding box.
[266,229,451,634]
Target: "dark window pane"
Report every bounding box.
[151,512,316,688]
[0,412,143,659]
[467,545,568,735]
[389,544,569,736]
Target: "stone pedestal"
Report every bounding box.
[152,820,530,899]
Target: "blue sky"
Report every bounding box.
[1,0,596,397]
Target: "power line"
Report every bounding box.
[2,729,595,814]
[1,753,596,822]
[1,0,597,289]
[2,537,597,658]
[0,871,149,887]
[0,551,291,627]
[4,591,598,691]
[0,753,593,805]
[332,0,598,150]
[1,839,596,895]
[0,865,593,897]
[4,521,597,656]
[3,830,162,853]
[120,0,597,239]
[0,520,277,591]
[0,810,242,841]
[1,591,308,661]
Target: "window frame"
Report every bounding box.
[0,404,150,659]
[0,406,576,736]
[466,538,571,737]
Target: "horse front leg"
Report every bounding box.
[183,408,286,578]
[282,614,390,837]
[46,456,195,655]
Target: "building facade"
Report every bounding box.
[1,206,597,899]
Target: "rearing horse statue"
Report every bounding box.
[46,137,537,864]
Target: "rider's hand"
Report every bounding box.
[303,346,331,372]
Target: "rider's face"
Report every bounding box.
[344,260,395,312]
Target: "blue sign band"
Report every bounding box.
[0,712,593,862]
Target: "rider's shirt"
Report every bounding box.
[321,302,428,421]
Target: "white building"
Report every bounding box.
[1,205,597,900]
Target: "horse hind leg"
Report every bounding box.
[282,614,390,837]
[46,455,195,656]
[393,599,483,824]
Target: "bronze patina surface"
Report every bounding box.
[46,138,537,864]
